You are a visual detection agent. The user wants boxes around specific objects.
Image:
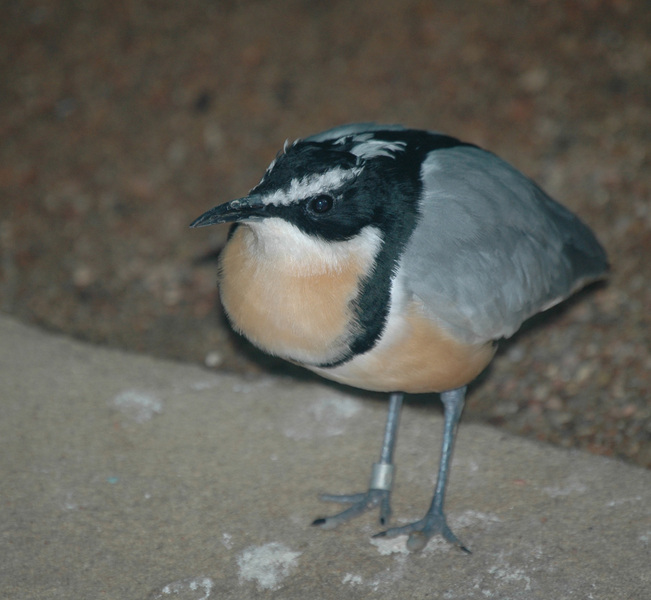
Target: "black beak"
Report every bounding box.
[190,195,266,228]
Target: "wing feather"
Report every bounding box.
[401,146,607,343]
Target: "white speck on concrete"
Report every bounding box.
[452,510,501,529]
[317,394,362,419]
[543,480,587,497]
[367,551,408,590]
[370,535,410,555]
[283,393,362,439]
[469,551,538,597]
[606,495,642,507]
[62,492,78,510]
[487,563,532,591]
[189,379,218,391]
[204,351,223,368]
[421,536,454,554]
[342,573,363,585]
[221,532,233,549]
[153,576,214,599]
[112,389,163,423]
[237,542,301,591]
[231,378,275,394]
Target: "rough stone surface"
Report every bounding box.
[1,316,649,599]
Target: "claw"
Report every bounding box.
[311,488,392,529]
[373,510,470,553]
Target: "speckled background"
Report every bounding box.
[1,0,649,466]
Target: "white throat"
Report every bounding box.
[243,218,383,276]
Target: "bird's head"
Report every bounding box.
[190,126,426,250]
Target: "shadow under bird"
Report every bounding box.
[191,124,608,552]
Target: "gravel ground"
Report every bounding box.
[2,1,649,467]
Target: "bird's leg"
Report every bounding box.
[374,386,470,553]
[312,391,403,529]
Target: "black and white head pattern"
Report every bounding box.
[243,126,466,243]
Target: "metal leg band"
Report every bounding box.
[369,462,394,491]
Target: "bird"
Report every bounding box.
[191,123,608,552]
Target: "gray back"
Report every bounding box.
[402,146,607,343]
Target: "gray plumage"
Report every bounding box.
[403,146,608,343]
[311,123,607,344]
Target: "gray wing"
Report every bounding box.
[401,146,608,344]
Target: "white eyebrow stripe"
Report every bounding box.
[262,166,363,206]
[349,139,407,159]
[260,157,277,181]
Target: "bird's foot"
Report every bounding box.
[373,508,470,553]
[312,488,392,529]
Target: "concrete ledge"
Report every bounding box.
[1,315,649,599]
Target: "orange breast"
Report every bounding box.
[218,225,368,365]
[309,300,496,394]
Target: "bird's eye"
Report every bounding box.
[308,194,334,215]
